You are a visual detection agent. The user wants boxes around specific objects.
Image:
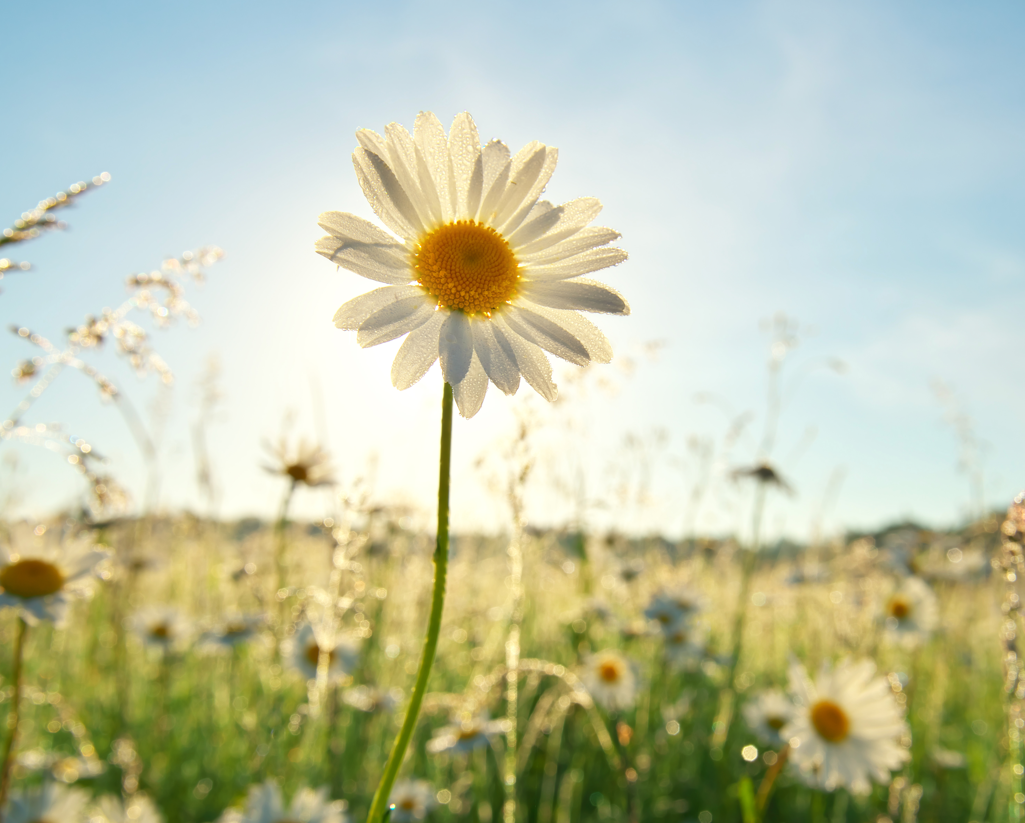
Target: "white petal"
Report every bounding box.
[502,306,590,366]
[472,319,520,395]
[385,123,434,229]
[520,227,623,265]
[481,140,511,198]
[519,279,630,315]
[513,197,603,256]
[477,156,512,225]
[496,146,559,236]
[414,111,452,223]
[313,230,410,284]
[517,303,614,363]
[505,201,560,248]
[356,295,435,347]
[333,285,426,330]
[452,352,488,418]
[448,113,482,219]
[493,315,558,402]
[352,147,423,240]
[391,310,445,389]
[439,310,473,384]
[524,247,628,281]
[491,144,547,231]
[318,211,399,245]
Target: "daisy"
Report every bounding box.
[316,112,630,418]
[342,684,401,714]
[218,781,347,823]
[3,781,90,823]
[742,689,793,747]
[644,586,706,634]
[782,658,909,794]
[197,613,267,654]
[90,793,164,823]
[879,576,938,646]
[129,606,192,651]
[0,540,109,626]
[388,779,436,822]
[426,713,508,755]
[662,620,708,669]
[283,622,360,683]
[263,437,335,488]
[580,649,638,711]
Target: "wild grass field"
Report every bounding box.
[0,499,1018,823]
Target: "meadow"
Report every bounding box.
[0,154,1020,823]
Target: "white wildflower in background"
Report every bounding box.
[342,684,401,714]
[263,438,335,488]
[0,540,109,626]
[742,689,794,747]
[3,781,90,823]
[316,111,630,418]
[644,586,706,633]
[130,606,192,651]
[217,781,347,823]
[198,613,267,654]
[388,779,436,822]
[662,620,708,669]
[880,576,938,646]
[283,622,360,683]
[426,713,508,755]
[580,649,638,711]
[783,658,909,794]
[90,793,164,823]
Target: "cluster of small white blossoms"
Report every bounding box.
[644,585,709,669]
[744,658,911,794]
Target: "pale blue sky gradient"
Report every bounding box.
[3,0,1023,538]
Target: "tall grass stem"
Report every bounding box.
[366,381,453,823]
[0,618,28,815]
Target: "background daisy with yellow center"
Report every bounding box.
[317,111,629,418]
[0,540,109,626]
[782,658,909,794]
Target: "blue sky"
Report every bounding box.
[3,0,1023,539]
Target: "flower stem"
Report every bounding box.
[0,618,28,813]
[275,477,297,639]
[366,382,453,823]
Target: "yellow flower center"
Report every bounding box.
[888,596,911,620]
[0,559,65,598]
[457,726,482,741]
[150,623,171,639]
[399,799,417,810]
[305,643,337,668]
[767,715,786,731]
[412,220,519,315]
[810,699,850,743]
[599,662,622,683]
[286,463,310,483]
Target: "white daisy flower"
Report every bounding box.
[426,713,508,755]
[341,684,401,714]
[283,622,360,683]
[742,689,794,747]
[580,649,638,711]
[388,779,436,822]
[129,606,193,651]
[662,620,708,669]
[217,781,347,823]
[3,781,90,823]
[316,112,630,418]
[879,576,938,646]
[198,613,267,654]
[644,587,706,634]
[90,793,164,823]
[0,540,109,626]
[782,658,910,794]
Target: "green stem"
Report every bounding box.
[366,382,453,823]
[0,618,28,815]
[275,478,297,636]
